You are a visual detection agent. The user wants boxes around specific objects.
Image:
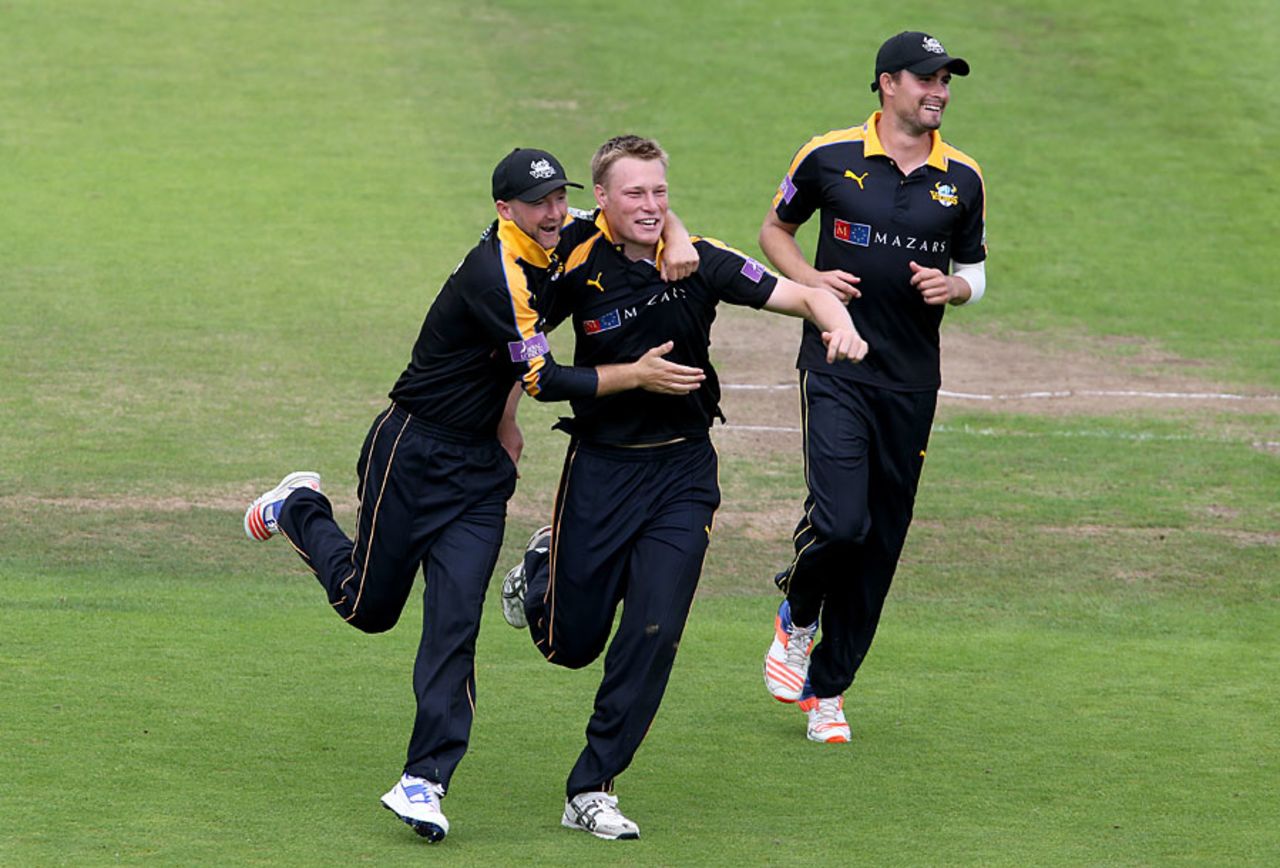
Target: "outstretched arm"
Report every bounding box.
[763,277,868,364]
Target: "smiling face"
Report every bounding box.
[594,156,668,261]
[495,187,569,249]
[881,67,953,135]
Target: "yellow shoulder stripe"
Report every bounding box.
[941,143,984,184]
[784,126,867,179]
[941,143,986,219]
[500,250,540,340]
[498,250,547,396]
[563,232,603,274]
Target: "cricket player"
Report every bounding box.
[500,135,867,839]
[760,32,987,742]
[241,147,702,843]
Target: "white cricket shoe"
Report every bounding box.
[501,525,550,629]
[500,563,528,628]
[243,471,321,540]
[561,791,640,840]
[798,693,851,744]
[763,599,818,702]
[380,774,449,842]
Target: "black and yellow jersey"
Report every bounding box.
[550,213,778,445]
[772,110,986,391]
[388,216,599,434]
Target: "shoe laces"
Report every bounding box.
[811,696,844,726]
[403,776,444,807]
[784,620,817,669]
[574,792,627,827]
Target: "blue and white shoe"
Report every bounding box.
[763,599,818,702]
[243,471,320,540]
[380,774,449,842]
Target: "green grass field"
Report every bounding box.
[2,1,1277,865]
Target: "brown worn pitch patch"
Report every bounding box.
[13,315,1274,564]
[709,306,1279,437]
[1038,523,1278,548]
[695,308,1278,588]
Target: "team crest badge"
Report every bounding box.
[930,182,959,208]
[529,159,555,179]
[922,36,945,54]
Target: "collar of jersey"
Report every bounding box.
[497,218,553,269]
[594,211,665,269]
[862,111,948,172]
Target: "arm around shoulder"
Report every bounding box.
[659,211,699,282]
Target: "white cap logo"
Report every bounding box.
[529,159,556,179]
[922,36,945,54]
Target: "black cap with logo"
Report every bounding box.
[491,148,584,203]
[870,31,970,92]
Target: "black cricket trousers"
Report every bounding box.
[278,403,516,790]
[776,370,936,699]
[522,437,720,798]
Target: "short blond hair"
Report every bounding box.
[591,135,669,187]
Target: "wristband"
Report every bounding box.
[950,260,986,305]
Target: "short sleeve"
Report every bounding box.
[772,145,822,227]
[951,173,987,264]
[464,259,597,402]
[555,210,601,255]
[692,238,778,308]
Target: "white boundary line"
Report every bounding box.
[937,388,1280,402]
[723,424,801,433]
[718,422,1279,450]
[718,383,1279,448]
[722,383,1280,403]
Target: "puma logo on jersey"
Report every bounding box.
[844,170,869,189]
[586,272,605,292]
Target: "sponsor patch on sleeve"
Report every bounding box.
[779,174,798,204]
[583,309,621,335]
[508,332,550,362]
[739,257,766,283]
[833,219,871,247]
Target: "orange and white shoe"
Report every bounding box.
[799,693,851,744]
[243,471,320,540]
[763,599,817,702]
